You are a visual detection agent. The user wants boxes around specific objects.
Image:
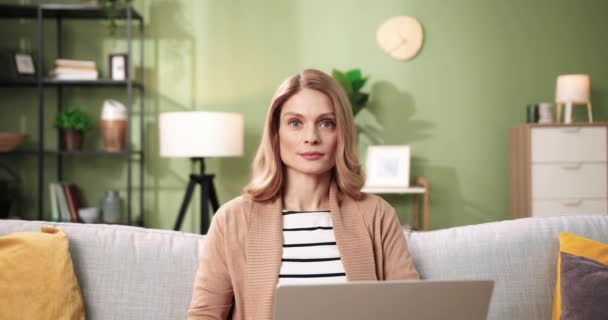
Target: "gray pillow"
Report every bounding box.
[560,252,608,320]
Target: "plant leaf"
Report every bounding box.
[56,108,92,131]
[332,69,353,95]
[351,92,369,106]
[352,77,368,92]
[346,69,362,82]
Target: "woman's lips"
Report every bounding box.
[298,152,323,160]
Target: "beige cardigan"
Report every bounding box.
[187,183,420,320]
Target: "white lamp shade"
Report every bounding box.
[555,74,590,103]
[159,111,244,158]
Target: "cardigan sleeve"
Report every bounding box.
[380,203,420,280]
[187,209,234,320]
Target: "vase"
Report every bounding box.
[100,190,122,224]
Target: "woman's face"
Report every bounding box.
[278,88,338,177]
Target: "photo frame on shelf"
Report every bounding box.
[364,145,411,188]
[14,53,36,77]
[109,53,128,80]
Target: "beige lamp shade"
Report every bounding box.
[555,74,590,103]
[159,111,244,158]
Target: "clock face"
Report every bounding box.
[376,16,424,61]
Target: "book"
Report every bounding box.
[54,59,96,69]
[52,65,96,72]
[64,184,84,223]
[53,183,71,222]
[51,67,97,75]
[50,72,99,80]
[49,183,60,222]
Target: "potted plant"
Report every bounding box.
[332,68,370,116]
[56,108,93,152]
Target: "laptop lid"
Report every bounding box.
[273,280,494,320]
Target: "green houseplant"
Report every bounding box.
[56,108,93,152]
[332,68,369,116]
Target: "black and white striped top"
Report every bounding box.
[278,210,347,286]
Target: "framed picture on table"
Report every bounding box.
[364,145,411,188]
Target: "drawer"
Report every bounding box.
[532,198,608,217]
[531,127,606,162]
[532,162,607,198]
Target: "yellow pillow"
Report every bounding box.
[552,232,608,320]
[0,226,85,320]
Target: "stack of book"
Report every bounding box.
[49,182,84,222]
[50,59,98,80]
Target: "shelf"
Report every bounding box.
[1,150,143,156]
[1,2,145,226]
[0,4,143,21]
[361,185,426,194]
[0,78,143,88]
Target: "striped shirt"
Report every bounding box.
[278,210,347,286]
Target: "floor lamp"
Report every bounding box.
[159,111,244,234]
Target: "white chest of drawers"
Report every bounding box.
[509,123,608,218]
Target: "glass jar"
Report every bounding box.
[100,190,122,224]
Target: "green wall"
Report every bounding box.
[1,0,607,232]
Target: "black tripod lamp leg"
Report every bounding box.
[200,178,211,234]
[174,176,198,231]
[209,177,220,212]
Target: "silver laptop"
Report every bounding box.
[273,280,494,320]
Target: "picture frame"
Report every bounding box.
[109,53,128,80]
[13,53,36,77]
[364,145,411,188]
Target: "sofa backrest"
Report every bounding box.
[2,215,607,320]
[0,220,204,320]
[406,215,608,320]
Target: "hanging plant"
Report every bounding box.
[98,0,135,35]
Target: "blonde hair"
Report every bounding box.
[243,69,365,201]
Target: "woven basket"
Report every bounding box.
[0,133,28,152]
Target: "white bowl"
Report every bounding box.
[79,207,99,223]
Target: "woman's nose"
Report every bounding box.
[303,126,320,145]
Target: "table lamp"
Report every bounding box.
[159,111,244,234]
[555,74,592,124]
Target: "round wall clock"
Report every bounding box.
[376,16,424,61]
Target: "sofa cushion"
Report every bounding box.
[551,232,608,320]
[0,226,85,320]
[0,220,206,320]
[406,215,608,320]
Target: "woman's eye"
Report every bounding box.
[320,120,335,128]
[288,120,302,127]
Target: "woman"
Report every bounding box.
[188,69,419,320]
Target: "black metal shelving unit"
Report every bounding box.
[0,4,144,226]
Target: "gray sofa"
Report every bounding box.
[1,214,607,319]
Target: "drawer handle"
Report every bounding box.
[561,163,582,170]
[560,127,581,133]
[561,199,583,206]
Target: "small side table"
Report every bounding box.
[361,176,430,231]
